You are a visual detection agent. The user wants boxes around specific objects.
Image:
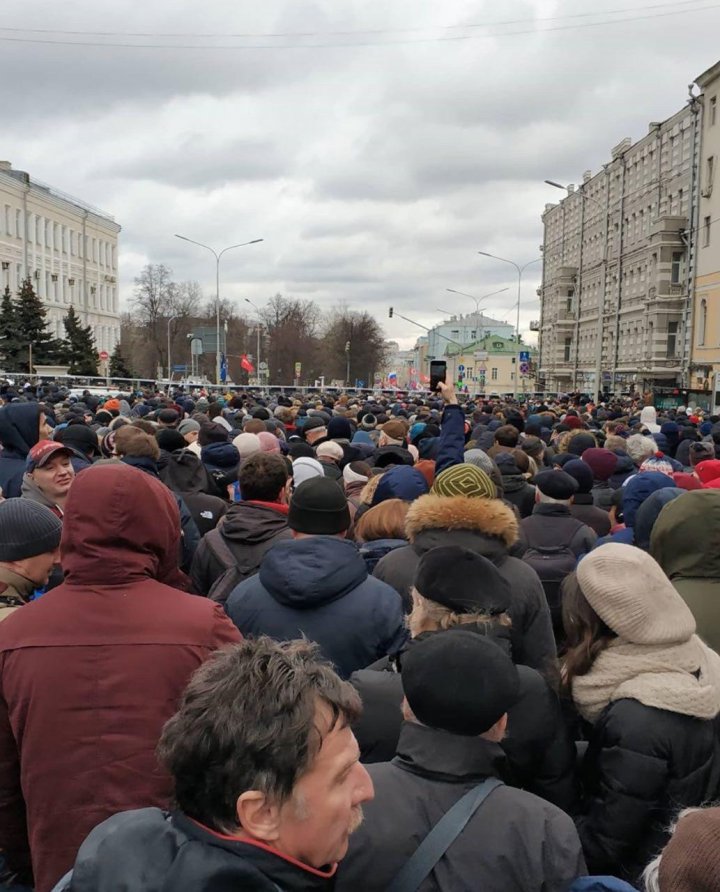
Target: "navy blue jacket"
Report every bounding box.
[225,537,407,678]
[0,403,40,498]
[434,404,465,476]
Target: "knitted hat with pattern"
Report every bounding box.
[431,464,496,500]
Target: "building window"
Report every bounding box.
[15,210,21,240]
[564,337,572,362]
[4,206,10,236]
[707,156,715,191]
[667,321,678,358]
[704,216,712,247]
[711,96,718,127]
[699,299,708,347]
[671,251,683,284]
[491,368,498,381]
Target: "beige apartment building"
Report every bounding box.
[691,61,720,405]
[0,161,121,361]
[539,88,701,397]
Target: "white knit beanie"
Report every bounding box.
[577,543,696,645]
[233,432,262,459]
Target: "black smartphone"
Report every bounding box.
[429,360,447,392]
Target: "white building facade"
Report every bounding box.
[0,161,121,359]
[426,312,515,362]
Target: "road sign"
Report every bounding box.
[98,350,109,361]
[457,364,465,372]
[259,361,268,372]
[173,364,188,372]
[294,362,302,376]
[520,362,530,375]
[519,351,530,362]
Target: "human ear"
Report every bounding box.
[236,791,282,843]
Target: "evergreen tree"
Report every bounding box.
[62,306,98,376]
[109,342,133,378]
[15,278,65,372]
[0,286,23,370]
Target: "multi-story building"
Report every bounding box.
[427,311,514,364]
[538,87,702,396]
[691,61,720,404]
[0,161,121,362]
[444,334,538,394]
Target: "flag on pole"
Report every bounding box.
[220,353,228,383]
[241,354,255,374]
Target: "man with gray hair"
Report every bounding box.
[625,433,658,468]
[52,638,374,892]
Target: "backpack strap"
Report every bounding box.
[207,529,237,570]
[386,777,503,892]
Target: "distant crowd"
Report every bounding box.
[0,379,717,891]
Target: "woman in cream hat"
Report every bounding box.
[562,543,720,885]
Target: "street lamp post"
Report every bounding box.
[174,235,263,385]
[244,298,263,384]
[345,340,351,386]
[167,315,177,386]
[477,252,542,399]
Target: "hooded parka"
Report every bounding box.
[0,403,41,498]
[0,463,241,892]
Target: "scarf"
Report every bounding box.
[572,635,720,724]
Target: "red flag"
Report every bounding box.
[240,354,255,374]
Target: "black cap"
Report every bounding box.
[56,424,99,456]
[0,500,62,561]
[302,416,328,434]
[414,546,510,615]
[288,476,350,535]
[562,459,593,494]
[534,469,578,500]
[402,630,520,736]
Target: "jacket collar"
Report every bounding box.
[0,566,34,602]
[532,502,571,517]
[393,721,506,784]
[174,812,336,891]
[572,493,594,505]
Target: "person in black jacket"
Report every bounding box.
[494,451,536,518]
[351,546,577,812]
[190,452,291,596]
[337,630,585,892]
[563,544,720,884]
[563,460,611,537]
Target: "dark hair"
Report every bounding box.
[238,452,289,501]
[494,425,520,447]
[561,572,616,690]
[198,422,228,447]
[244,419,267,435]
[158,638,361,832]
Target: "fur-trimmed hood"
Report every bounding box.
[405,494,518,548]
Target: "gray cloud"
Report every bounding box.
[2,0,719,350]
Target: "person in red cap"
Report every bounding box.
[21,441,75,517]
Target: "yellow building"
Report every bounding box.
[692,62,720,404]
[445,335,538,394]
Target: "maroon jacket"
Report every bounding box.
[0,463,241,892]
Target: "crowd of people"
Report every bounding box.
[0,378,717,890]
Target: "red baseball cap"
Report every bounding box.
[26,440,74,472]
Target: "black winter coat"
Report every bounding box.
[576,698,720,882]
[500,472,537,519]
[56,807,335,892]
[374,494,557,679]
[350,632,578,813]
[335,722,585,892]
[0,403,40,498]
[570,495,611,537]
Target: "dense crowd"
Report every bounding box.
[0,379,718,891]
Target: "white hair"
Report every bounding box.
[641,806,703,891]
[626,434,657,465]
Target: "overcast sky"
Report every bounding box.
[2,0,719,348]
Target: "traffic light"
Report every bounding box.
[388,307,394,318]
